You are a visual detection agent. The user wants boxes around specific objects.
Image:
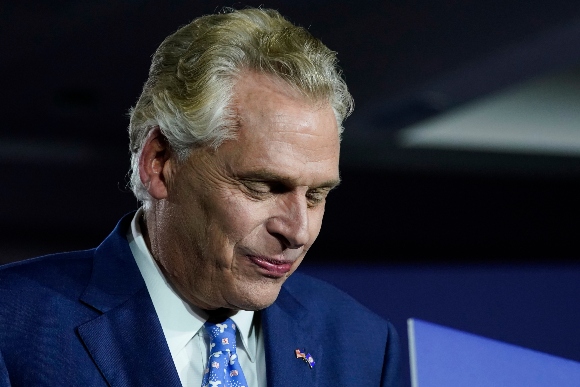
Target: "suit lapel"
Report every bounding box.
[78,287,181,387]
[77,214,181,387]
[262,286,321,387]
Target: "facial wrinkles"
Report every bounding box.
[243,119,336,167]
[186,151,240,256]
[190,150,287,272]
[153,153,225,303]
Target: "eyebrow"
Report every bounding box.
[237,169,341,190]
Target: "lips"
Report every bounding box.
[247,255,293,277]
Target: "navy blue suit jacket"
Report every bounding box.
[0,215,401,386]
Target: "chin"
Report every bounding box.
[229,281,284,311]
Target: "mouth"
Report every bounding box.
[246,255,294,278]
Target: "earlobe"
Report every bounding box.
[139,127,172,200]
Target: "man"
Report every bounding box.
[0,8,400,386]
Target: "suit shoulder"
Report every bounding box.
[284,271,388,327]
[278,271,402,385]
[0,250,94,296]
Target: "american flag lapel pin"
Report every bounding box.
[295,349,315,368]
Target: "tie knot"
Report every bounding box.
[205,318,238,354]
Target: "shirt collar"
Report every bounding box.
[127,209,257,361]
[230,307,256,362]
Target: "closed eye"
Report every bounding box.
[306,188,331,207]
[242,181,270,196]
[237,171,339,205]
[241,180,291,199]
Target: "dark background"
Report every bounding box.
[2,0,579,263]
[2,1,580,385]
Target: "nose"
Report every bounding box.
[266,191,310,249]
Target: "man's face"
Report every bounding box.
[152,71,340,312]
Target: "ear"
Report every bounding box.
[139,127,173,200]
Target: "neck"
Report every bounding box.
[205,308,239,323]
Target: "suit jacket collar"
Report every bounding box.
[262,285,321,387]
[80,213,144,312]
[77,213,181,387]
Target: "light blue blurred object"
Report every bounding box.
[408,318,580,387]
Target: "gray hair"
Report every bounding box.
[128,7,353,205]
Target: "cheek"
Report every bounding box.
[211,194,264,246]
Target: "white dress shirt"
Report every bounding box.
[127,209,267,387]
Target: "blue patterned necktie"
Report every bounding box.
[202,318,248,387]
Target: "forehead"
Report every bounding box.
[219,72,340,185]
